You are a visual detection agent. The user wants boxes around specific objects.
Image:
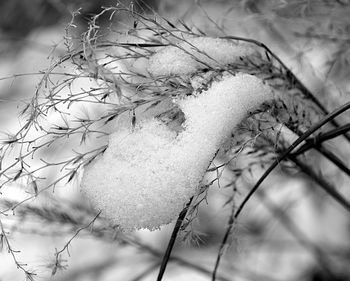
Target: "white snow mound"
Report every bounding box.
[81,73,272,231]
[148,37,257,76]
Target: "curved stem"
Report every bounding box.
[293,123,350,155]
[222,35,350,143]
[211,204,235,281]
[212,101,350,280]
[235,101,350,219]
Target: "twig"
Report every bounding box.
[263,124,350,213]
[293,123,350,155]
[52,211,101,276]
[212,102,350,280]
[212,163,343,281]
[291,124,350,178]
[126,236,280,281]
[156,197,193,281]
[290,126,350,178]
[292,123,350,178]
[211,202,235,281]
[235,101,350,220]
[222,35,350,143]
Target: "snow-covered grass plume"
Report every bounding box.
[81,75,272,231]
[81,37,272,231]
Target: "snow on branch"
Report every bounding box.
[82,43,273,230]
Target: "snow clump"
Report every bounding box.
[148,37,257,76]
[81,72,273,231]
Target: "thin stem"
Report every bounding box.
[222,36,324,109]
[212,102,350,280]
[156,197,193,281]
[290,123,350,178]
[292,141,350,179]
[267,124,350,211]
[294,123,350,155]
[222,35,350,143]
[52,211,101,276]
[285,127,350,178]
[223,35,350,179]
[212,203,235,281]
[126,236,280,281]
[317,123,350,143]
[235,101,350,220]
[212,167,340,281]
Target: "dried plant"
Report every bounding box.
[1,1,349,280]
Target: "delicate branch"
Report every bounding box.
[291,124,350,178]
[293,123,350,155]
[212,165,342,281]
[51,211,101,276]
[126,236,278,281]
[211,201,235,281]
[212,102,350,280]
[235,101,350,220]
[223,35,350,143]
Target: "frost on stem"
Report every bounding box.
[81,36,273,231]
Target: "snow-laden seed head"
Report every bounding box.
[81,37,273,231]
[81,71,273,231]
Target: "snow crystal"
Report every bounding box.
[148,37,257,76]
[81,73,273,231]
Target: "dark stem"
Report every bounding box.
[211,102,350,280]
[212,162,341,281]
[291,124,350,178]
[126,236,234,281]
[292,140,350,179]
[211,203,235,281]
[222,35,350,143]
[284,126,350,178]
[156,197,193,281]
[288,123,350,178]
[293,123,350,155]
[235,101,350,220]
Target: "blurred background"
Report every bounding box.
[0,1,350,281]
